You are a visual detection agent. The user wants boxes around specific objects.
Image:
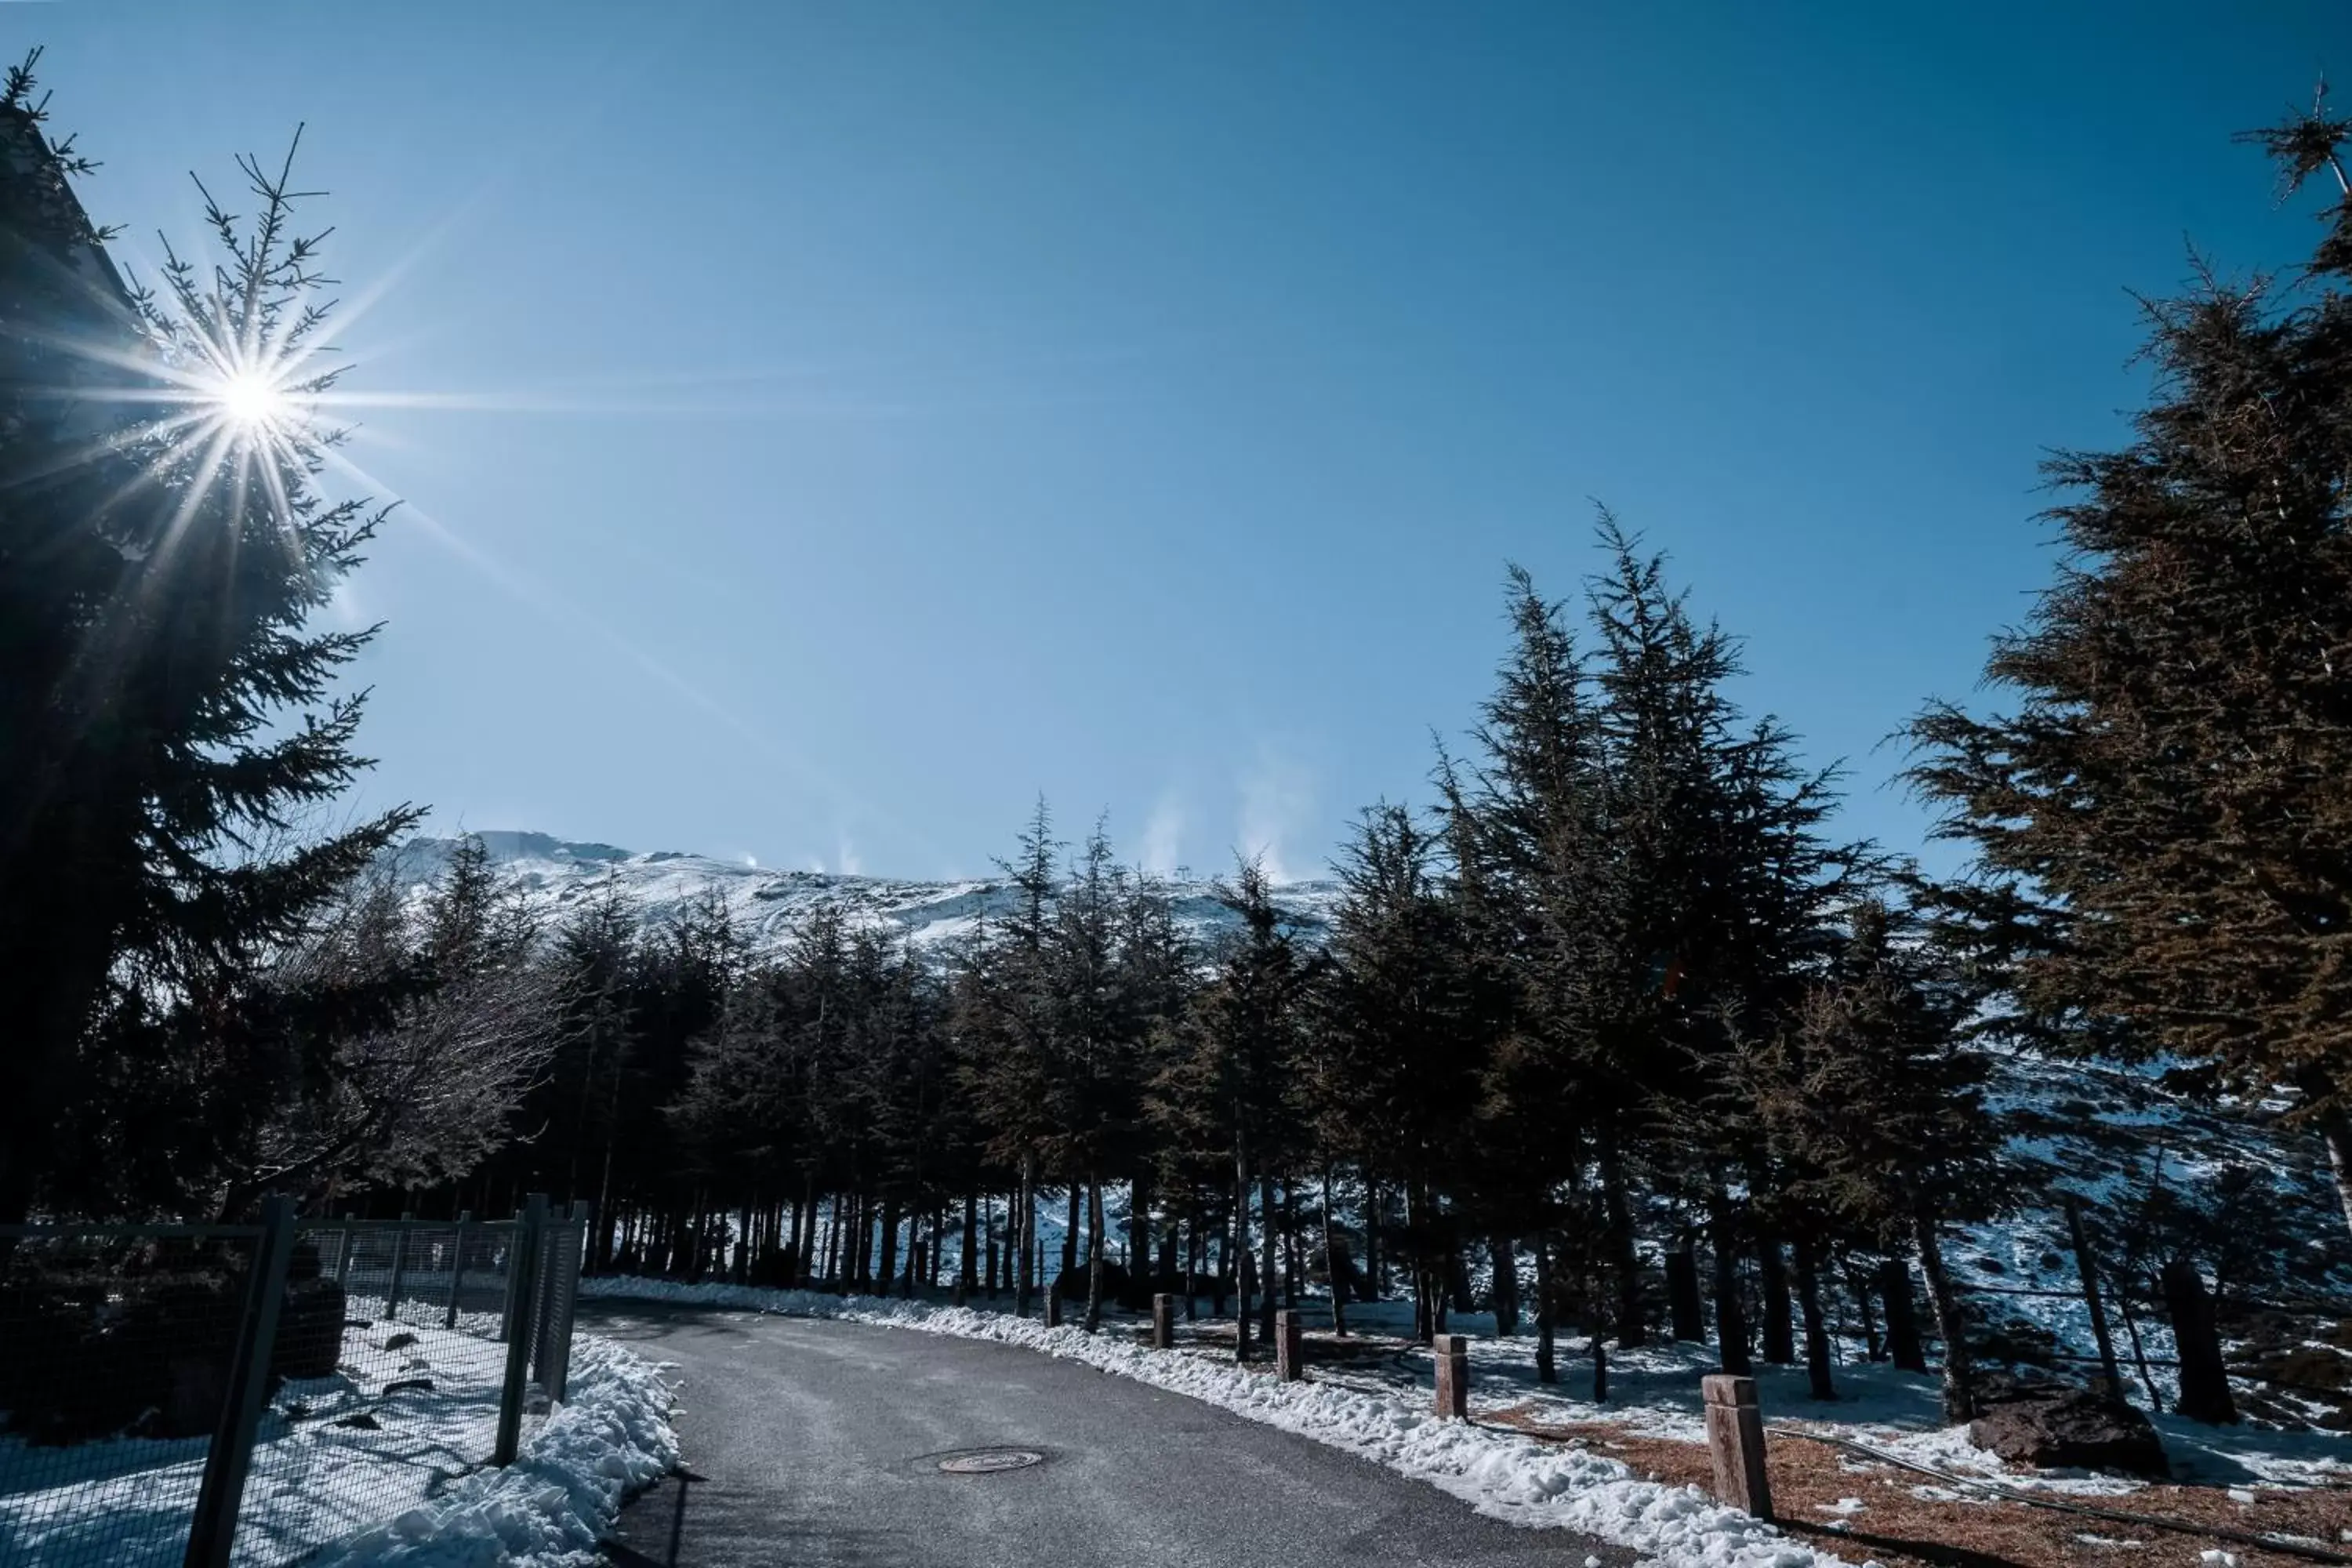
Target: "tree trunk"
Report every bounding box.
[1600,1130,1646,1346]
[1592,1330,1609,1403]
[961,1189,980,1293]
[1322,1165,1349,1337]
[1062,1183,1081,1284]
[1016,1157,1036,1317]
[1259,1173,1280,1348]
[1711,1200,1751,1375]
[1406,1182,1433,1342]
[1794,1236,1835,1401]
[2322,1110,2352,1248]
[1364,1178,1384,1298]
[1759,1236,1795,1363]
[1849,1265,1882,1362]
[1878,1258,1925,1371]
[1667,1240,1707,1341]
[1488,1235,1520,1335]
[877,1198,900,1293]
[1233,1131,1254,1360]
[1083,1174,1107,1332]
[1283,1181,1301,1308]
[1912,1210,1976,1421]
[1534,1232,1557,1384]
[1127,1176,1153,1308]
[2063,1195,2122,1394]
[2161,1258,2238,1425]
[1446,1233,1475,1316]
[1211,1204,1229,1318]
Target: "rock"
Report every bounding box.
[382,1377,435,1397]
[1969,1386,2170,1479]
[383,1330,419,1351]
[333,1412,382,1430]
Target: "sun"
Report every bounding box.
[214,369,292,431]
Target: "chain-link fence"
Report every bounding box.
[0,1195,590,1567]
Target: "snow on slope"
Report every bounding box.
[384,830,1343,959]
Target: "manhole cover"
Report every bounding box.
[936,1447,1045,1475]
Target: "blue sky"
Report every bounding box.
[25,2,2350,880]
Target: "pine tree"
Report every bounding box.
[0,66,415,1221]
[1908,92,2352,1241]
[1152,857,1312,1358]
[1737,893,2008,1418]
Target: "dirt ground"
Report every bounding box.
[1483,1404,2352,1568]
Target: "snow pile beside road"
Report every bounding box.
[311,1335,678,1568]
[580,1276,1849,1568]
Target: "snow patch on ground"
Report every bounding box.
[0,1330,673,1567]
[310,1335,677,1568]
[580,1276,1857,1568]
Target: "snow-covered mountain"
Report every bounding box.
[383,830,1345,958]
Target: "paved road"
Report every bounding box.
[583,1301,1630,1568]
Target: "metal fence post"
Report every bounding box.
[384,1210,414,1323]
[445,1211,474,1331]
[544,1201,590,1402]
[333,1214,355,1287]
[494,1193,549,1465]
[183,1196,297,1568]
[499,1210,526,1343]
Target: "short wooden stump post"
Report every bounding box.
[1275,1309,1305,1381]
[1152,1293,1176,1349]
[1044,1282,1063,1329]
[1701,1374,1773,1521]
[1433,1334,1469,1421]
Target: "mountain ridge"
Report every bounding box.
[384,829,1345,956]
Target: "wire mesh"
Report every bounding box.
[0,1208,586,1568]
[0,1226,259,1566]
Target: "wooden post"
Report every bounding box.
[1044,1279,1063,1329]
[1701,1374,1773,1521]
[1152,1292,1176,1350]
[1276,1308,1305,1382]
[1432,1333,1468,1420]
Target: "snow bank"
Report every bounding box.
[310,1334,677,1567]
[580,1276,1852,1568]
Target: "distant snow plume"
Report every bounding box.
[1141,793,1186,877]
[835,832,863,877]
[1236,746,1317,883]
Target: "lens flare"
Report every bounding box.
[215,369,292,430]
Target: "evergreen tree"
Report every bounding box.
[1908,93,2352,1240]
[0,67,413,1221]
[1308,804,1490,1345]
[1736,892,2008,1418]
[1152,858,1312,1358]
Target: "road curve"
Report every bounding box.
[583,1301,1632,1568]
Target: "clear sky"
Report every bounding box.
[23,2,2350,881]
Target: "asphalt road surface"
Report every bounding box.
[583,1301,1633,1568]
